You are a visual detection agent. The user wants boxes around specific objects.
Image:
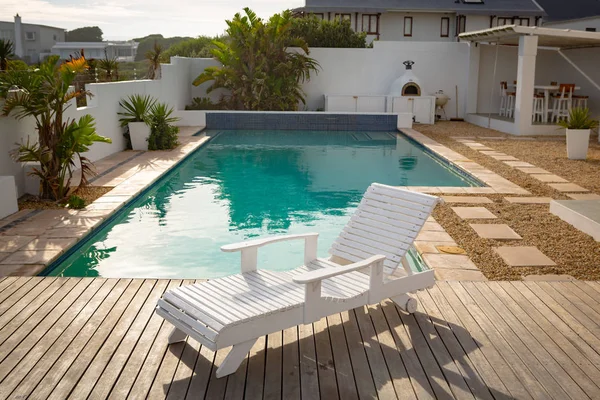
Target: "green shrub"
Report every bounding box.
[147,102,180,150]
[67,195,86,209]
[558,108,599,130]
[185,97,222,110]
[291,16,367,48]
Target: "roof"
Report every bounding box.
[535,0,600,22]
[0,20,65,31]
[299,0,545,16]
[52,41,138,49]
[459,25,600,48]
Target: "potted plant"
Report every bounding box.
[558,107,599,160]
[118,94,156,150]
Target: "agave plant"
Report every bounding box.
[0,39,15,71]
[117,94,157,126]
[193,8,319,111]
[0,55,112,200]
[558,107,599,130]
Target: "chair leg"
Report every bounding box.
[168,327,188,344]
[391,294,418,314]
[216,339,257,378]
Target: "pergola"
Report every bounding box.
[459,26,600,135]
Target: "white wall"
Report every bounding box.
[379,12,456,42]
[476,44,600,117]
[544,17,600,32]
[301,41,470,116]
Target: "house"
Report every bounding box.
[51,41,139,62]
[296,0,545,43]
[0,14,65,63]
[537,0,600,32]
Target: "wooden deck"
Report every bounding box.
[0,277,600,399]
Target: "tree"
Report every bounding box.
[163,36,215,58]
[0,39,14,71]
[146,41,165,79]
[0,55,112,200]
[66,26,103,42]
[193,8,319,111]
[97,50,119,81]
[133,34,192,61]
[291,16,367,48]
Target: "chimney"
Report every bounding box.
[13,14,24,58]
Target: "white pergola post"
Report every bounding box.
[466,42,481,115]
[514,35,538,135]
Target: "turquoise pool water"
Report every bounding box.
[47,130,479,279]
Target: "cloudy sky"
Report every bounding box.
[2,0,305,40]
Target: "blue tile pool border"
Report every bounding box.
[40,127,484,276]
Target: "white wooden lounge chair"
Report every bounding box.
[155,183,442,377]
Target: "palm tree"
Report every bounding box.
[0,55,112,200]
[97,50,119,81]
[146,41,165,79]
[0,39,15,71]
[193,8,319,111]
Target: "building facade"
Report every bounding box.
[51,41,139,62]
[298,0,545,43]
[0,14,65,64]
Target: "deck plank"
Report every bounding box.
[1,279,600,399]
[0,277,19,295]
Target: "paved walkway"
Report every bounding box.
[1,277,600,399]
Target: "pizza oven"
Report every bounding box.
[389,60,422,97]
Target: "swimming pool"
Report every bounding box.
[46,130,480,279]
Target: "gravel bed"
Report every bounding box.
[19,186,113,210]
[415,121,600,280]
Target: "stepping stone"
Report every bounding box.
[516,167,550,174]
[504,161,535,168]
[548,183,589,193]
[530,174,568,183]
[475,147,494,151]
[504,197,552,204]
[494,246,556,267]
[442,196,493,204]
[452,207,497,219]
[434,269,488,281]
[480,136,507,140]
[491,155,519,161]
[470,224,522,240]
[480,151,505,156]
[523,274,576,281]
[464,142,486,147]
[567,193,600,200]
[423,254,479,270]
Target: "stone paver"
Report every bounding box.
[491,155,519,161]
[434,269,488,281]
[416,231,456,242]
[504,161,535,168]
[480,151,506,156]
[515,167,550,174]
[452,207,497,220]
[504,197,552,204]
[0,236,36,252]
[422,222,444,231]
[0,264,46,277]
[530,174,569,183]
[567,193,600,200]
[423,254,479,270]
[0,249,62,265]
[20,238,77,251]
[414,242,439,254]
[470,224,522,240]
[523,274,576,281]
[441,196,493,204]
[494,246,556,267]
[548,183,589,193]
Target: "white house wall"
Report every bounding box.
[544,17,600,32]
[379,12,456,42]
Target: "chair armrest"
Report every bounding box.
[221,232,319,252]
[292,255,386,284]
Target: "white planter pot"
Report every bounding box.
[566,129,590,160]
[129,122,151,151]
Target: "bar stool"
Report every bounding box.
[573,95,589,109]
[532,94,545,123]
[499,81,516,118]
[551,83,574,122]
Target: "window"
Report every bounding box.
[25,31,35,41]
[516,18,529,26]
[361,14,378,34]
[456,15,466,35]
[404,17,413,37]
[497,17,511,26]
[334,13,351,21]
[53,34,57,40]
[0,30,13,40]
[440,17,450,37]
[586,27,597,32]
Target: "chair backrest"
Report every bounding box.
[329,183,441,273]
[558,84,575,99]
[500,81,508,96]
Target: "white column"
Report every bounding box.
[13,14,24,58]
[514,35,538,135]
[466,42,481,115]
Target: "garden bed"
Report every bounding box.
[18,186,113,211]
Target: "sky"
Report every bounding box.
[2,0,305,40]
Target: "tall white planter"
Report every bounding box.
[566,129,590,160]
[129,122,151,151]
